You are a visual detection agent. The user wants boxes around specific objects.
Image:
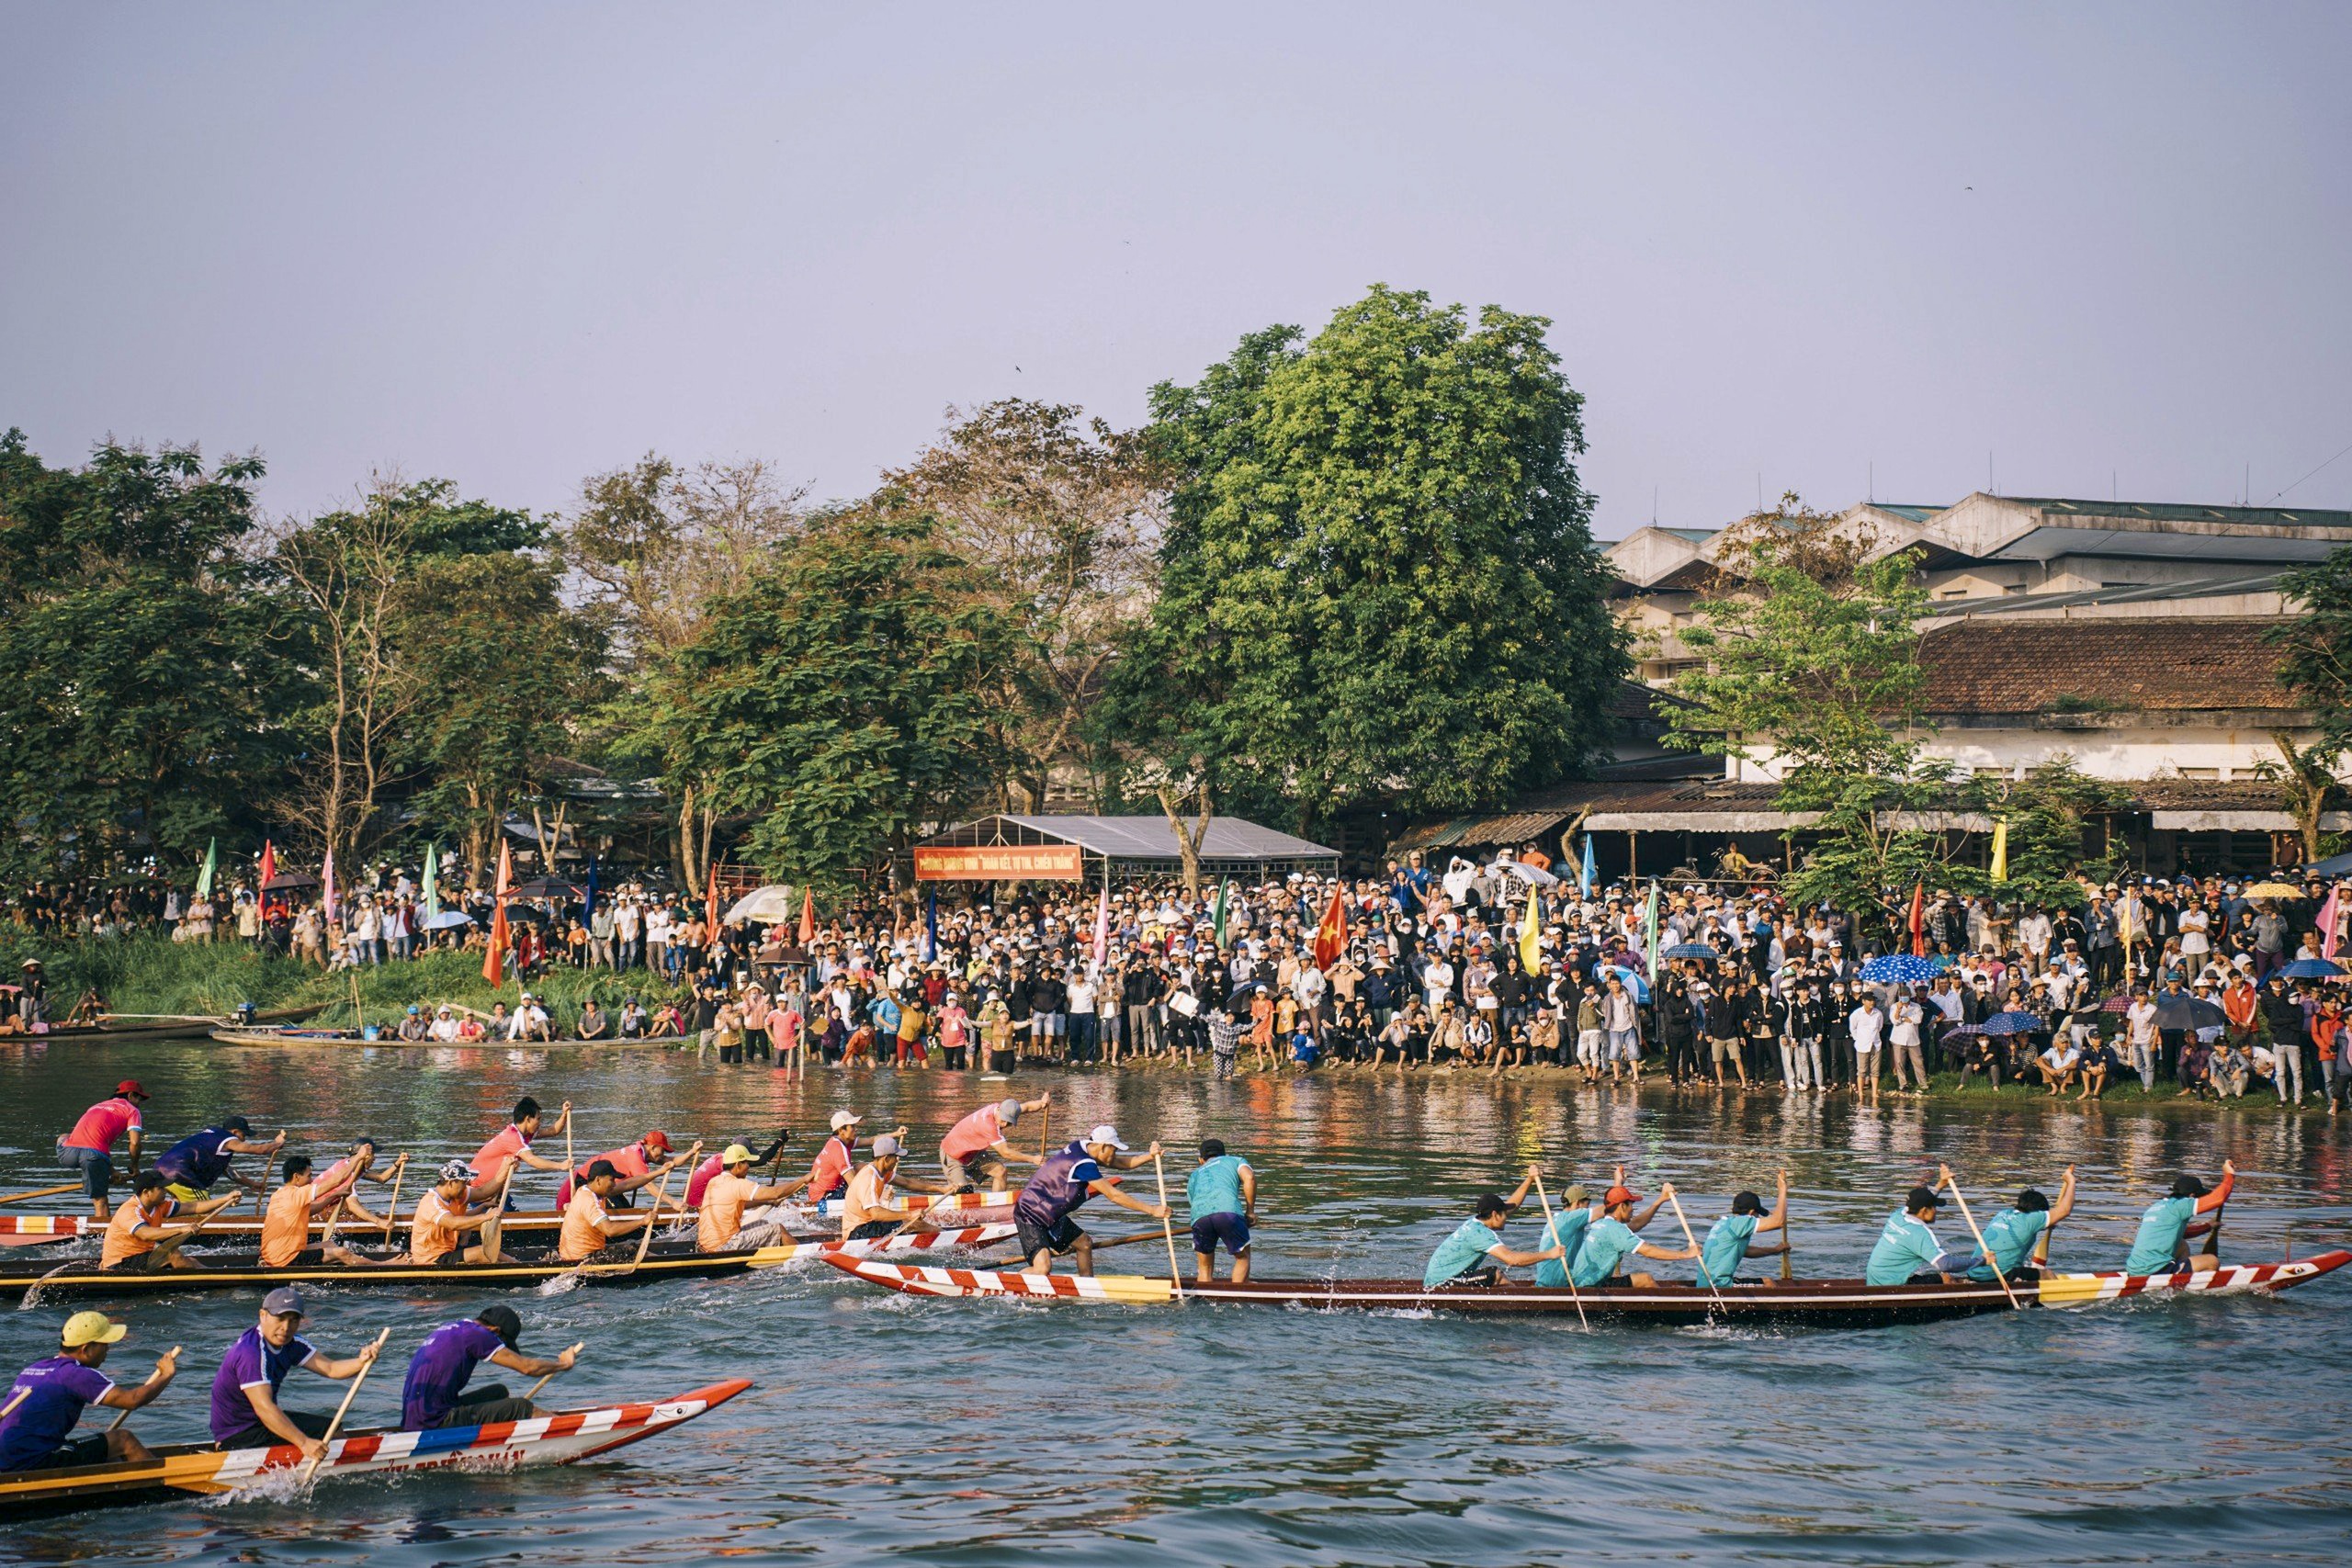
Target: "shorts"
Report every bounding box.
[940,1148,1004,1190]
[57,1143,111,1201]
[1710,1037,1739,1064]
[4,1432,109,1472]
[1015,1212,1084,1258]
[845,1219,902,1241]
[1191,1212,1251,1258]
[100,1249,162,1274]
[164,1181,212,1203]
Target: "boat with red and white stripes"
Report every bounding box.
[822,1247,2352,1327]
[0,1378,751,1519]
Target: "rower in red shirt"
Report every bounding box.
[59,1080,150,1220]
[807,1111,903,1205]
[466,1097,572,1203]
[683,1130,795,1209]
[557,1130,693,1209]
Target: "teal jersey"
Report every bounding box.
[1423,1217,1504,1290]
[1569,1214,1642,1288]
[1966,1209,2049,1281]
[1866,1210,1943,1286]
[1532,1208,1593,1288]
[1700,1213,1758,1285]
[2124,1195,2198,1276]
[1185,1155,1250,1218]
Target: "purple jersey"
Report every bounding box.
[1013,1141,1104,1228]
[401,1320,503,1429]
[209,1326,315,1441]
[0,1355,113,1470]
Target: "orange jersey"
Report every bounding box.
[101,1194,178,1269]
[409,1190,469,1265]
[696,1172,757,1253]
[259,1182,315,1267]
[559,1187,614,1261]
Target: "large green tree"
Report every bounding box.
[1112,286,1625,837]
[0,430,299,879]
[646,500,1012,892]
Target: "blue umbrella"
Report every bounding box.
[2194,1023,2227,1043]
[1859,953,1947,984]
[1598,964,1651,1002]
[1978,1010,2045,1036]
[2278,958,2346,979]
[1662,942,1720,961]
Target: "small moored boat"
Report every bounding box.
[0,1378,751,1519]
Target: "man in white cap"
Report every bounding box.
[938,1093,1052,1191]
[840,1134,956,1241]
[1012,1124,1170,1276]
[207,1287,383,1458]
[806,1110,906,1206]
[0,1312,179,1471]
[695,1145,803,1253]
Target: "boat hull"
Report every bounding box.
[209,1029,690,1049]
[820,1248,2352,1326]
[0,1378,750,1519]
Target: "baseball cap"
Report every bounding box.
[62,1312,127,1348]
[829,1110,863,1132]
[997,1098,1023,1123]
[115,1079,148,1100]
[477,1304,523,1348]
[437,1158,475,1185]
[262,1287,305,1317]
[586,1158,618,1180]
[1086,1124,1129,1151]
[1603,1185,1641,1208]
[721,1144,756,1165]
[642,1131,673,1153]
[1560,1183,1589,1209]
[223,1115,252,1134]
[873,1134,901,1157]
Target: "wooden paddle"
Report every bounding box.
[571,1164,679,1279]
[1666,1187,1724,1315]
[379,1158,406,1247]
[299,1326,391,1489]
[524,1341,586,1402]
[1152,1147,1183,1302]
[105,1346,180,1432]
[1939,1168,2018,1309]
[1777,1170,1794,1282]
[1531,1170,1588,1330]
[1035,1104,1051,1164]
[0,1181,86,1207]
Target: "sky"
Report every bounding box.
[4,3,2348,537]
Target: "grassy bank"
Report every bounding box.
[0,931,689,1028]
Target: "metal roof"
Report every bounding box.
[924,815,1339,863]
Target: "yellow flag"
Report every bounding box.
[1520,885,1543,974]
[1990,818,2009,883]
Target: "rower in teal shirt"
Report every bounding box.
[1867,1182,1959,1286]
[1967,1167,2075,1282]
[1697,1173,1790,1285]
[1421,1167,1554,1290]
[2124,1163,2234,1276]
[1568,1184,1695,1288]
[1532,1192,1592,1288]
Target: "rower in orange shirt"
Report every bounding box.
[559,1157,688,1263]
[258,1155,371,1267]
[98,1172,240,1273]
[410,1160,509,1266]
[695,1145,804,1252]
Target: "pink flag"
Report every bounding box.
[1092,883,1111,968]
[2322,886,2342,962]
[322,848,338,921]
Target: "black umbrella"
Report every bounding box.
[260,871,321,892]
[510,876,582,901]
[2152,994,2226,1032]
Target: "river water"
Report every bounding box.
[1,1042,2347,1565]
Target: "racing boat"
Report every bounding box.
[0,1378,751,1519]
[821,1247,2352,1327]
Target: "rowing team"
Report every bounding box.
[0,1296,576,1477]
[1421,1158,2238,1291]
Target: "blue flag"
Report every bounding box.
[583,858,598,920]
[1579,834,1595,897]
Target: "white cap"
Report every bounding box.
[1086,1123,1129,1151]
[829,1110,863,1132]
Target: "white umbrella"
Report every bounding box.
[726,884,798,923]
[1488,859,1560,886]
[423,910,474,931]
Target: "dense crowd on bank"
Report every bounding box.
[10,851,2352,1111]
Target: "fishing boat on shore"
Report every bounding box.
[0,1223,1015,1298]
[0,1377,752,1520]
[821,1247,2352,1326]
[208,1026,690,1048]
[14,1006,327,1046]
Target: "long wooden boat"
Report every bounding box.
[209,1027,690,1049]
[15,1006,326,1047]
[0,1377,750,1520]
[821,1247,2352,1327]
[0,1223,1015,1299]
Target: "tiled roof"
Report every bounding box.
[1917,617,2298,715]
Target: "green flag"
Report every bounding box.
[194,838,217,899]
[1213,878,1229,946]
[423,844,440,919]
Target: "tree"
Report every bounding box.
[645,500,1012,894]
[2256,734,2341,865]
[886,400,1159,811]
[0,431,298,879]
[2270,549,2352,860]
[564,454,808,887]
[1967,759,2127,908]
[1665,512,1945,911]
[1113,286,1625,834]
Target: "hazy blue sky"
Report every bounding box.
[5,3,2347,535]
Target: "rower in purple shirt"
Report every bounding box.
[401,1305,577,1430]
[208,1288,381,1459]
[0,1312,178,1472]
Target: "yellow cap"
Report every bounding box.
[721,1144,756,1166]
[62,1312,127,1348]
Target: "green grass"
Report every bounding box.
[0,931,690,1028]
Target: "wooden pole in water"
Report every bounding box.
[1666,1188,1725,1315]
[1531,1170,1588,1330]
[1939,1171,2018,1309]
[300,1327,391,1489]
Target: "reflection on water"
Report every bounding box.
[1,1043,2348,1565]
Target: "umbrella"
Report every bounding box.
[1662,942,1721,961]
[2278,957,2346,979]
[2099,994,2136,1014]
[1978,1010,2045,1036]
[2302,851,2352,878]
[2194,1023,2227,1043]
[510,875,581,900]
[1598,964,1651,1002]
[2245,882,2306,898]
[1859,953,1947,984]
[1939,1021,1984,1039]
[2153,994,2226,1032]
[422,910,473,931]
[726,884,799,923]
[261,871,320,892]
[1488,860,1560,886]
